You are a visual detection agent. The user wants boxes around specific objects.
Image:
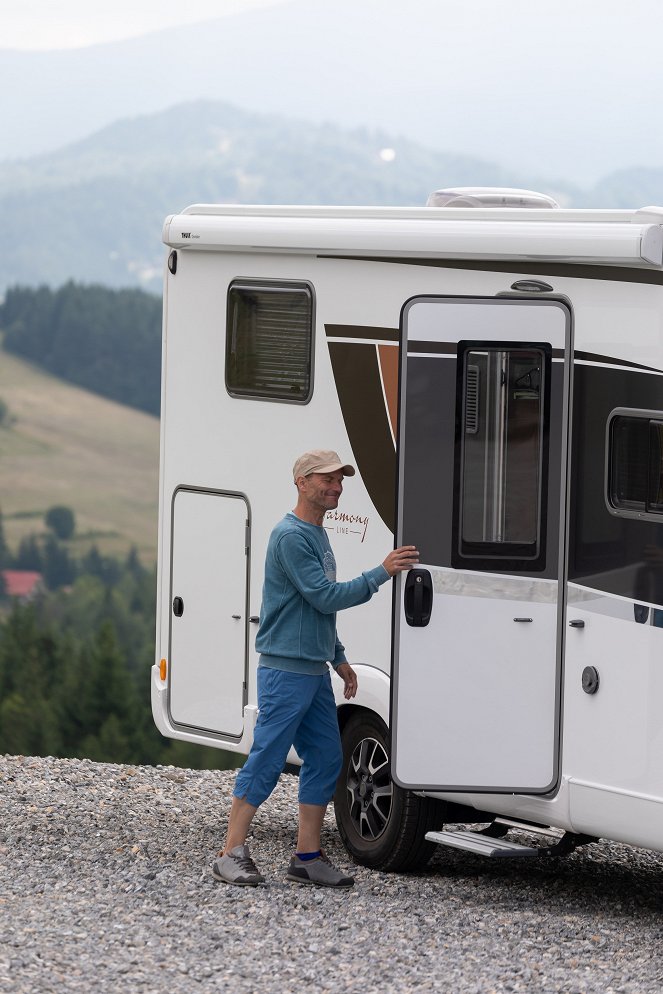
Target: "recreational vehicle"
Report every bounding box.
[152,188,663,870]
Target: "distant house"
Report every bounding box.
[1,570,44,602]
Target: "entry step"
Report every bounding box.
[426,823,596,859]
[426,830,542,858]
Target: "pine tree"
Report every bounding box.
[0,507,12,569]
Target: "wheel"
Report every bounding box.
[333,709,440,871]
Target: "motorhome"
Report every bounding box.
[152,188,663,870]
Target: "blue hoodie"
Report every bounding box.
[255,513,390,675]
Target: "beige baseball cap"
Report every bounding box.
[292,449,356,481]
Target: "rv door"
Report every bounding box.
[392,296,571,793]
[169,487,249,739]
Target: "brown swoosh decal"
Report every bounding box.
[378,343,399,442]
[326,326,398,531]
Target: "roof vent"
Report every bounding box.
[426,187,560,209]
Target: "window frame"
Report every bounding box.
[451,340,552,572]
[225,278,315,404]
[605,407,663,521]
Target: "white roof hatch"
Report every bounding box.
[426,187,560,209]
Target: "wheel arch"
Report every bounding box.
[336,701,381,736]
[332,664,390,731]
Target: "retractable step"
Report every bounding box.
[426,830,542,858]
[426,821,596,859]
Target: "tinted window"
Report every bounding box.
[226,282,313,402]
[608,412,663,517]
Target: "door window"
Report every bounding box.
[453,343,550,570]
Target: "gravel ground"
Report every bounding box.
[1,755,662,994]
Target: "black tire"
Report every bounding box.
[333,709,440,872]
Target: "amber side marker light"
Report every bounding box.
[160,658,168,681]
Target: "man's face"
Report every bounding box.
[298,471,344,513]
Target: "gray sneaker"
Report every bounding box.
[212,845,266,886]
[286,851,354,888]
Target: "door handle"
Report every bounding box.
[569,619,585,628]
[404,569,433,627]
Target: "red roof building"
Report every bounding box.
[2,570,44,601]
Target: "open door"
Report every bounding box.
[169,487,249,739]
[391,296,571,793]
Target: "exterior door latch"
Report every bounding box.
[404,569,433,627]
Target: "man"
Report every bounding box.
[212,449,419,888]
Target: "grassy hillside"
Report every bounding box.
[0,345,159,563]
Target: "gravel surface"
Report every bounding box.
[1,755,662,994]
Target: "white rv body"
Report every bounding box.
[153,199,663,868]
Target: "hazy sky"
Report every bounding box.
[3,0,287,49]
[4,0,663,183]
[10,0,661,54]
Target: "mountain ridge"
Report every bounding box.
[0,100,558,293]
[1,99,662,296]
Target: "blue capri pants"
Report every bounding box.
[233,666,343,808]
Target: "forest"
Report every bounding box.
[0,282,161,416]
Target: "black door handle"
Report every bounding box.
[404,569,433,627]
[173,596,184,617]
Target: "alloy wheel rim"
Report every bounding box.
[346,735,393,841]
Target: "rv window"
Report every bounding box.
[226,281,313,402]
[454,344,549,569]
[608,412,663,517]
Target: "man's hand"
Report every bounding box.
[335,662,358,700]
[382,545,420,576]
